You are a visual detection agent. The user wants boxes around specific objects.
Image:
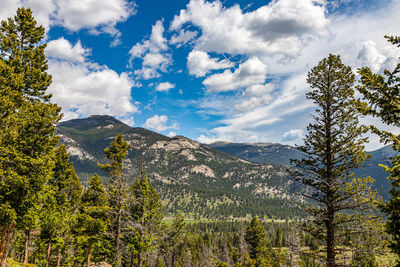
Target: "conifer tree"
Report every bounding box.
[159,212,186,266]
[245,216,271,266]
[127,174,163,267]
[98,134,131,266]
[357,35,400,265]
[76,174,109,267]
[40,145,82,267]
[292,54,379,267]
[0,8,61,266]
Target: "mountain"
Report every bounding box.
[209,142,303,165]
[354,145,397,200]
[58,115,304,220]
[210,141,397,200]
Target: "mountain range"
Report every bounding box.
[210,141,396,200]
[57,115,396,219]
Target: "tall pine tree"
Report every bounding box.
[40,144,82,267]
[292,54,379,267]
[357,35,400,265]
[76,174,109,267]
[244,216,271,266]
[0,8,62,266]
[126,174,163,267]
[98,134,131,266]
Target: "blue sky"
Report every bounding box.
[1,0,399,150]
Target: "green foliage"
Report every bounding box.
[357,35,400,265]
[39,144,82,266]
[98,134,131,265]
[57,115,306,220]
[245,216,271,265]
[292,54,380,267]
[126,174,163,266]
[75,174,110,266]
[0,7,61,265]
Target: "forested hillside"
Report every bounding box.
[210,142,397,200]
[58,115,304,219]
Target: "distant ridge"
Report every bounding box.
[210,141,396,200]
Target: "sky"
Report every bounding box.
[1,0,399,150]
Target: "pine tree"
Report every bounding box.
[244,216,271,266]
[357,35,400,265]
[126,174,163,267]
[76,174,109,267]
[0,7,62,266]
[292,54,380,267]
[40,145,82,267]
[98,134,131,266]
[159,212,186,266]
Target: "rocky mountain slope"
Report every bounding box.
[209,142,303,165]
[210,142,397,200]
[58,115,304,219]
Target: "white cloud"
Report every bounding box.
[170,29,197,47]
[234,94,273,113]
[53,0,134,44]
[357,40,400,73]
[156,82,175,92]
[46,37,90,63]
[187,50,234,77]
[196,71,312,144]
[47,38,138,121]
[0,0,55,31]
[203,57,267,92]
[129,20,172,79]
[0,0,135,43]
[143,115,180,132]
[133,67,160,80]
[167,131,177,137]
[282,129,304,142]
[171,0,328,56]
[191,0,400,150]
[245,84,275,96]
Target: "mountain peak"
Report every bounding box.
[59,115,128,130]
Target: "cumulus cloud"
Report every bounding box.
[187,50,234,77]
[170,0,328,56]
[190,0,400,150]
[282,129,304,142]
[357,40,400,73]
[46,38,137,122]
[143,115,180,132]
[129,20,172,79]
[46,38,90,63]
[203,57,267,92]
[156,82,175,92]
[169,29,197,47]
[0,0,135,43]
[53,0,134,32]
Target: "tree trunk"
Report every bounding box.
[23,229,31,264]
[0,225,7,263]
[45,234,53,267]
[56,249,62,267]
[326,206,335,267]
[138,253,143,267]
[86,243,92,267]
[1,222,16,267]
[113,209,122,265]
